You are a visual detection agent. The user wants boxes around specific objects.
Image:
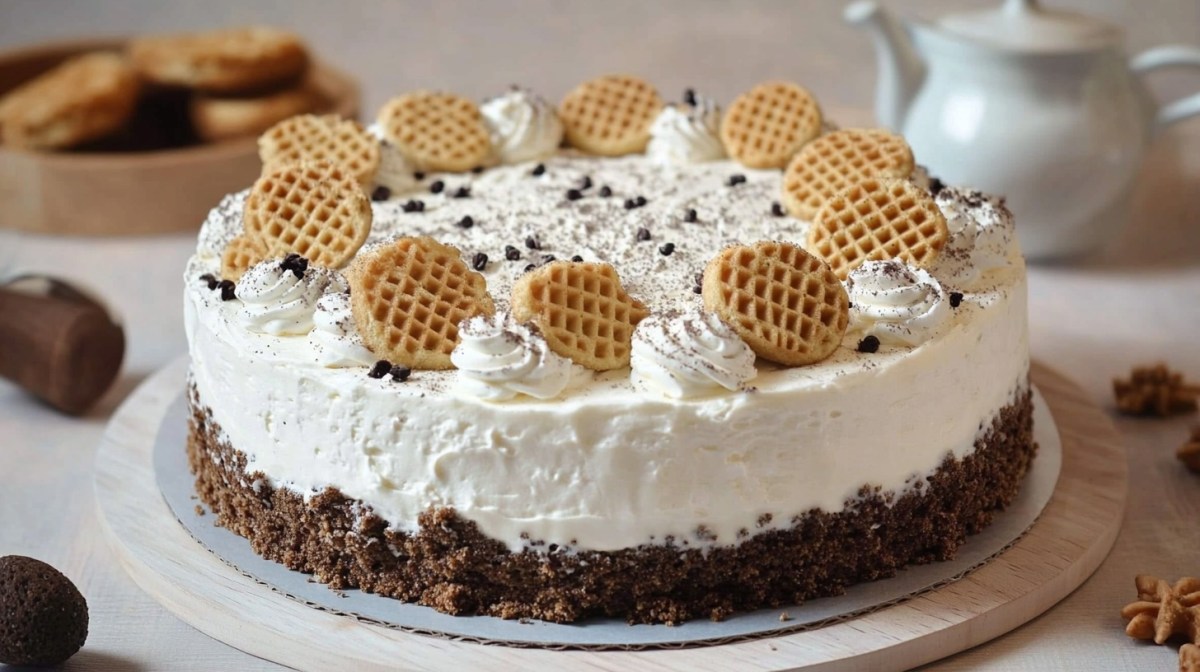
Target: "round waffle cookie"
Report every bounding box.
[348,236,495,370]
[781,128,914,220]
[191,82,326,142]
[0,52,140,149]
[257,114,379,186]
[558,74,664,156]
[809,177,949,280]
[511,261,650,371]
[241,160,372,269]
[702,241,848,366]
[219,234,268,282]
[127,27,309,94]
[376,92,491,173]
[721,81,822,169]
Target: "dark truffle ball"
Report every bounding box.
[0,555,88,666]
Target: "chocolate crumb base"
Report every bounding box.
[187,385,1035,625]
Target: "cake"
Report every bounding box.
[184,76,1034,625]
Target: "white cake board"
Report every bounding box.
[96,357,1127,670]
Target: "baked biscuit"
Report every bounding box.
[190,80,326,142]
[128,27,309,94]
[781,128,914,219]
[257,113,379,185]
[558,74,664,156]
[376,92,491,172]
[721,81,822,169]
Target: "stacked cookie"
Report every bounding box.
[0,27,325,150]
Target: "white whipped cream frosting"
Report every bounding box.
[236,259,346,336]
[932,187,1016,288]
[367,123,419,195]
[308,292,376,368]
[450,312,588,401]
[631,309,756,398]
[647,96,726,164]
[846,260,950,347]
[480,88,563,165]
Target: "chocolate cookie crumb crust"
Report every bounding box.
[187,384,1035,625]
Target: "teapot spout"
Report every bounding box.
[844,1,926,131]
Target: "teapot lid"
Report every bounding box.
[937,0,1120,52]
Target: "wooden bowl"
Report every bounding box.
[0,38,360,236]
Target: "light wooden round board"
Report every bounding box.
[95,358,1127,671]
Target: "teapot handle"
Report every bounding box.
[1130,45,1200,131]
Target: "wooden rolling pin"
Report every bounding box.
[0,285,125,415]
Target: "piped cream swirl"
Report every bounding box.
[846,260,949,347]
[367,123,418,196]
[481,88,563,165]
[647,96,726,164]
[931,187,1015,287]
[451,312,587,401]
[236,260,345,336]
[308,292,375,367]
[631,309,756,399]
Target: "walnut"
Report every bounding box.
[1113,364,1199,417]
[1120,575,1200,648]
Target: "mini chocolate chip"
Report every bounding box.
[429,179,445,194]
[390,364,412,382]
[531,163,546,177]
[579,175,593,190]
[684,208,698,223]
[199,273,218,290]
[635,195,647,207]
[452,186,471,199]
[402,199,425,213]
[472,252,488,271]
[949,291,964,308]
[505,245,521,261]
[857,335,881,353]
[692,285,702,294]
[566,188,583,201]
[659,242,676,256]
[571,254,584,262]
[771,202,785,217]
[525,235,541,250]
[623,198,636,210]
[727,174,747,186]
[368,360,392,379]
[413,171,426,181]
[472,165,485,174]
[456,215,474,229]
[694,272,703,284]
[280,253,308,278]
[218,280,236,301]
[929,176,945,196]
[683,87,697,107]
[636,227,651,241]
[523,263,536,273]
[598,185,612,197]
[370,186,391,201]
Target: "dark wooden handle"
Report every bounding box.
[0,287,125,415]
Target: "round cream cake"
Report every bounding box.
[184,83,1035,624]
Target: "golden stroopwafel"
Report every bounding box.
[376,91,491,172]
[558,74,663,156]
[257,114,379,185]
[721,81,822,169]
[190,80,326,142]
[242,160,372,269]
[0,52,140,149]
[127,27,309,94]
[809,177,949,280]
[702,241,848,366]
[781,128,914,219]
[511,261,649,371]
[220,234,268,281]
[348,236,495,370]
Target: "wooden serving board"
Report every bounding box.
[95,358,1127,671]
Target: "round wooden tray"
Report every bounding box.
[0,38,359,236]
[95,358,1127,671]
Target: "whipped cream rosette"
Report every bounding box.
[480,87,564,165]
[631,309,756,398]
[308,292,375,368]
[647,93,726,164]
[450,312,589,401]
[366,123,419,195]
[235,257,346,336]
[931,187,1015,287]
[845,259,950,347]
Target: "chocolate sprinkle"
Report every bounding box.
[929,177,945,196]
[390,365,412,382]
[636,227,651,242]
[370,186,391,202]
[541,254,556,264]
[623,198,637,210]
[636,195,647,207]
[727,174,747,186]
[683,87,697,107]
[531,163,546,177]
[525,235,541,250]
[453,186,471,199]
[217,280,236,301]
[598,185,612,198]
[857,335,881,353]
[199,273,219,290]
[413,171,426,181]
[368,360,392,379]
[771,202,785,217]
[402,199,425,213]
[279,254,309,279]
[566,188,583,201]
[579,175,593,190]
[456,215,474,229]
[684,208,698,223]
[505,245,521,261]
[949,292,964,308]
[430,180,445,194]
[659,242,676,256]
[472,252,488,271]
[523,264,536,273]
[571,255,584,262]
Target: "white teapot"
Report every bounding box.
[845,0,1200,260]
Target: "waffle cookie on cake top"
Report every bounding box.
[184,74,1033,624]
